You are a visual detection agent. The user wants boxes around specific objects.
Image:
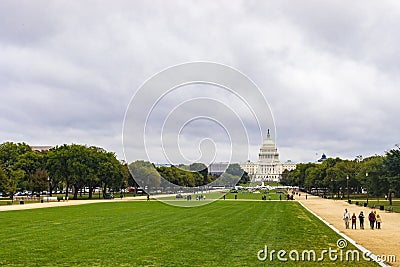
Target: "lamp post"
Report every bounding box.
[331,178,333,199]
[47,176,51,198]
[46,176,51,202]
[365,172,369,205]
[346,175,349,202]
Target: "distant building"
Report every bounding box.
[317,153,327,163]
[31,146,53,152]
[154,163,172,168]
[240,129,296,182]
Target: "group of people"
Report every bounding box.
[343,209,382,230]
[185,194,206,201]
[261,195,271,200]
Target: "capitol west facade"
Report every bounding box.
[240,130,296,182]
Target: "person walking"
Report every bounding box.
[358,211,365,229]
[376,214,382,229]
[351,213,357,229]
[368,210,376,230]
[343,209,351,229]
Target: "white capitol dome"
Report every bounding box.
[240,129,296,182]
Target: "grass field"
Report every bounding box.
[0,201,378,266]
[154,189,289,206]
[225,190,288,200]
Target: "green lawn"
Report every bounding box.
[154,189,288,206]
[0,199,12,205]
[0,199,39,205]
[0,201,378,266]
[224,190,288,200]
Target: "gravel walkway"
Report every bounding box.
[297,194,399,267]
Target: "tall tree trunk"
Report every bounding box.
[50,181,58,197]
[65,181,69,198]
[102,184,107,198]
[88,185,93,199]
[73,185,78,200]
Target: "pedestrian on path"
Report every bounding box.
[358,211,365,229]
[369,210,376,230]
[343,209,350,229]
[351,213,357,229]
[376,214,382,229]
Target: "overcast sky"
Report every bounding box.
[1,1,399,164]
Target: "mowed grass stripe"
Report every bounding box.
[0,201,378,266]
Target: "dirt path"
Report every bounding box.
[297,194,399,266]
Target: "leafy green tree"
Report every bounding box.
[129,161,161,193]
[288,163,316,189]
[0,165,16,195]
[0,142,31,167]
[16,150,48,195]
[332,160,358,198]
[47,144,124,199]
[118,163,131,194]
[357,156,385,202]
[304,166,318,190]
[30,169,49,194]
[82,146,100,199]
[384,146,400,204]
[190,163,209,184]
[47,144,80,198]
[225,163,249,185]
[0,142,32,197]
[46,145,69,197]
[237,171,250,185]
[213,172,237,187]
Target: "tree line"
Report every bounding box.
[282,146,400,205]
[0,142,132,200]
[128,161,250,189]
[0,141,250,199]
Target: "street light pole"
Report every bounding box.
[47,176,51,198]
[331,178,333,199]
[346,175,349,202]
[366,172,369,205]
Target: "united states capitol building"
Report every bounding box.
[240,129,296,182]
[208,130,296,183]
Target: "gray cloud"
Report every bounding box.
[1,1,399,163]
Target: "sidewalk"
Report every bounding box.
[297,194,399,267]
